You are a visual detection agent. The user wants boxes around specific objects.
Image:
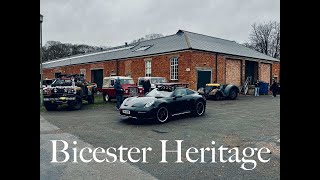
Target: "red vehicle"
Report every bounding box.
[102,76,144,102]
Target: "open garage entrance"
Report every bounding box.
[91,69,103,91]
[245,61,258,84]
[197,70,211,90]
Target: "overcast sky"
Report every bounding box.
[40,0,279,47]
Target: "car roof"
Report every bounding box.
[103,76,133,80]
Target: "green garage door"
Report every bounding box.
[197,70,211,90]
[91,69,103,89]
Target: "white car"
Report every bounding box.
[137,77,168,90]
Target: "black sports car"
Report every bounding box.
[119,83,206,123]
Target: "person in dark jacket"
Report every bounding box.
[114,77,124,110]
[270,80,278,97]
[143,78,151,95]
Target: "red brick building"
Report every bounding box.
[43,30,280,91]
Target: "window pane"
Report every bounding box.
[145,61,151,76]
[170,57,179,80]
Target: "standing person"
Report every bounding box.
[254,80,260,96]
[270,80,278,97]
[143,78,151,95]
[114,77,124,110]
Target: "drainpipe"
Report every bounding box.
[116,59,118,76]
[215,53,218,82]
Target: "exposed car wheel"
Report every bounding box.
[104,94,111,102]
[88,95,94,104]
[229,88,238,100]
[214,92,222,100]
[44,102,58,111]
[68,95,82,110]
[156,106,169,123]
[192,100,205,116]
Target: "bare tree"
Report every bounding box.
[244,21,280,59]
[131,33,164,43]
[42,41,108,62]
[42,33,165,62]
[42,41,70,62]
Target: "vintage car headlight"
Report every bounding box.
[68,88,76,94]
[125,89,129,93]
[144,100,155,108]
[43,88,51,95]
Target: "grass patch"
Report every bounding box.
[40,105,46,112]
[84,94,110,109]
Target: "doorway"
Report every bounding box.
[197,70,211,90]
[245,61,258,84]
[91,69,103,89]
[54,72,61,78]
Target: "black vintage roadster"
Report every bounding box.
[119,83,206,123]
[197,83,239,100]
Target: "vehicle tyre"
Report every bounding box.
[88,95,94,104]
[44,102,58,111]
[104,94,111,102]
[156,106,170,123]
[214,92,222,100]
[68,95,82,110]
[229,88,238,100]
[192,100,205,116]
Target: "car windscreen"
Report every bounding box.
[120,79,134,84]
[146,88,173,98]
[51,79,72,86]
[138,79,144,86]
[43,80,53,85]
[150,78,167,84]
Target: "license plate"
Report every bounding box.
[122,110,130,114]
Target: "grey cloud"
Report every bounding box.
[40,0,279,46]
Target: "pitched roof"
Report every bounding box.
[43,30,279,69]
[181,30,279,61]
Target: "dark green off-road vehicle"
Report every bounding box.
[43,74,96,111]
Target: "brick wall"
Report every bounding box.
[189,51,215,90]
[42,50,280,91]
[217,55,226,84]
[43,52,191,87]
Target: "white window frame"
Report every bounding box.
[170,57,179,80]
[145,59,152,77]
